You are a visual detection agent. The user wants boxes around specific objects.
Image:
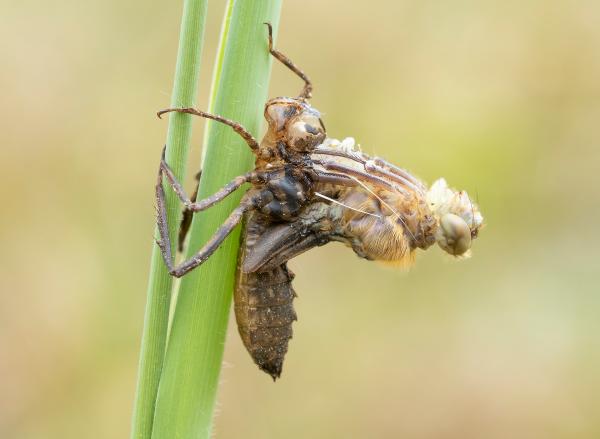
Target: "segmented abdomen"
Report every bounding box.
[235,264,297,380]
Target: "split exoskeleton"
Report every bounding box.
[155,24,484,380]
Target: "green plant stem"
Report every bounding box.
[131,1,208,438]
[151,1,282,438]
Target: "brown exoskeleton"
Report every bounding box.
[155,24,484,380]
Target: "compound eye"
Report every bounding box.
[438,213,471,256]
[265,101,298,132]
[287,116,325,152]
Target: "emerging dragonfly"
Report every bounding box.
[155,24,483,379]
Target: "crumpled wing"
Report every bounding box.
[242,208,334,274]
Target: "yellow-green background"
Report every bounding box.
[2,0,599,437]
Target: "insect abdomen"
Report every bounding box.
[234,263,297,380]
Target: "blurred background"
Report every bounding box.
[2,0,600,437]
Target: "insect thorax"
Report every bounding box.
[255,165,316,221]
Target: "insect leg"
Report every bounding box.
[264,22,313,100]
[315,160,410,195]
[313,171,357,187]
[155,161,176,272]
[314,146,424,193]
[159,156,257,212]
[314,146,367,165]
[178,170,201,251]
[363,162,424,194]
[157,108,259,151]
[370,157,426,191]
[167,196,258,278]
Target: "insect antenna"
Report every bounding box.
[314,192,382,219]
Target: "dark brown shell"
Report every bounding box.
[234,212,298,380]
[235,262,297,380]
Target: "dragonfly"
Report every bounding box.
[155,24,484,379]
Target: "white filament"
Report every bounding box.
[315,192,382,219]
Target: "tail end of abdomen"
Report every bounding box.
[235,264,297,380]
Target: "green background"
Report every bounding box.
[2,0,599,437]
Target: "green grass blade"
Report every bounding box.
[151,1,282,438]
[131,1,208,438]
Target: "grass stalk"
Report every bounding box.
[131,1,208,438]
[151,1,282,438]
